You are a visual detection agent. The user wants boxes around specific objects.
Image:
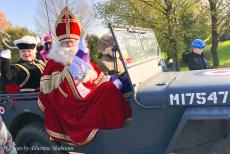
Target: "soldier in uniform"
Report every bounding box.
[98,33,125,76]
[0,35,45,94]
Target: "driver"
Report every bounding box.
[98,33,125,76]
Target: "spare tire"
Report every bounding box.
[15,122,63,154]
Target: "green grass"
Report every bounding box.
[205,40,230,66]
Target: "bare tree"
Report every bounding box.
[35,0,95,37]
[201,0,230,67]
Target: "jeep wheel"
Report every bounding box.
[15,122,62,154]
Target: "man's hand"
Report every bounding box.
[0,49,11,59]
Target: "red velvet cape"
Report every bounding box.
[38,59,132,145]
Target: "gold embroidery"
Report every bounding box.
[58,86,68,98]
[79,129,99,145]
[20,88,36,92]
[14,64,30,88]
[38,60,46,67]
[46,129,72,141]
[46,128,99,146]
[66,9,70,37]
[65,73,83,100]
[37,98,45,112]
[33,60,45,73]
[57,34,80,40]
[54,7,81,40]
[94,72,105,86]
[40,66,84,100]
[40,67,69,94]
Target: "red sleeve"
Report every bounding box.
[4,83,20,94]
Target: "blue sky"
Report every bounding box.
[0,0,108,36]
[0,0,39,31]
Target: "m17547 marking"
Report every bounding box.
[170,91,229,105]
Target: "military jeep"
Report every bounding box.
[1,24,230,154]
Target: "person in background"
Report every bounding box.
[98,33,125,76]
[0,35,45,94]
[187,39,208,70]
[98,33,133,97]
[39,35,52,61]
[38,7,131,146]
[35,36,44,60]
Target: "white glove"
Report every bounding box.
[0,49,11,59]
[113,78,123,89]
[70,56,90,81]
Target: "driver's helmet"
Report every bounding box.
[191,39,206,49]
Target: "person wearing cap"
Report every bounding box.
[38,7,131,146]
[98,33,125,76]
[39,35,52,61]
[187,39,208,70]
[0,35,46,94]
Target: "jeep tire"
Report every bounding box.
[15,122,63,154]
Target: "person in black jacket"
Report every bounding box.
[187,39,208,70]
[0,35,45,94]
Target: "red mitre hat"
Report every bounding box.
[55,7,81,41]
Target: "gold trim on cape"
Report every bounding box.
[94,72,105,86]
[58,86,68,98]
[46,128,99,146]
[46,129,72,141]
[40,66,83,100]
[65,73,84,100]
[37,98,45,112]
[40,67,69,94]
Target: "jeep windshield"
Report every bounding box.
[114,27,160,66]
[111,25,163,89]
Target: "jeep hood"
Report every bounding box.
[136,69,230,106]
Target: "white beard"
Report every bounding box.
[48,41,77,66]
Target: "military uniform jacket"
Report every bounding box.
[97,55,125,76]
[2,58,45,93]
